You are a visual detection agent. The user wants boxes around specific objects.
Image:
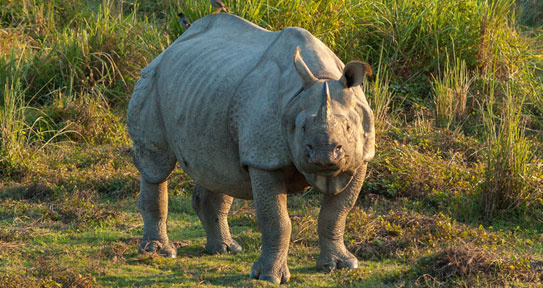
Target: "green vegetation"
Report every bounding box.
[1,0,542,286]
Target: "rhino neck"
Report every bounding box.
[280,86,305,152]
[304,171,354,196]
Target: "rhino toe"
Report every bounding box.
[317,254,358,272]
[338,258,358,269]
[227,240,243,254]
[250,255,290,284]
[257,275,281,285]
[205,239,243,255]
[138,239,177,258]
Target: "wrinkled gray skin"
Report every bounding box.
[127,14,375,284]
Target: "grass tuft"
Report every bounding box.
[479,81,539,219]
[364,46,394,128]
[416,243,542,285]
[433,57,472,129]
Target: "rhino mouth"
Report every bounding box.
[304,171,354,196]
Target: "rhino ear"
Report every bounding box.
[359,100,375,162]
[340,61,372,88]
[293,46,317,89]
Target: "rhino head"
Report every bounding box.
[282,47,375,196]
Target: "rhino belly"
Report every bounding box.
[173,131,253,200]
[162,88,252,199]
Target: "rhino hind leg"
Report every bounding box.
[192,184,242,255]
[137,177,177,258]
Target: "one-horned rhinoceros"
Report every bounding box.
[127,13,374,284]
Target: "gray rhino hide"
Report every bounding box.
[127,13,371,199]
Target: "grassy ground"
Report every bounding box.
[1,0,543,287]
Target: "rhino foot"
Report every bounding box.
[250,256,290,284]
[138,239,177,258]
[317,251,358,272]
[205,239,243,255]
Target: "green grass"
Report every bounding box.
[432,57,471,129]
[1,0,542,286]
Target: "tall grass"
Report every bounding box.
[479,78,538,219]
[517,0,543,27]
[0,50,68,175]
[1,0,146,175]
[2,0,534,105]
[433,57,472,129]
[364,47,394,127]
[0,53,27,173]
[1,0,167,105]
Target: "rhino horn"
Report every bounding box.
[316,82,332,123]
[293,46,317,89]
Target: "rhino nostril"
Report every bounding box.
[306,144,315,160]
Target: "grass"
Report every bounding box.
[364,46,394,128]
[479,80,539,220]
[1,0,542,286]
[432,57,471,129]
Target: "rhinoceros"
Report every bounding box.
[127,13,374,284]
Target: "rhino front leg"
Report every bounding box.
[249,168,291,284]
[317,165,367,272]
[192,184,242,254]
[138,178,177,258]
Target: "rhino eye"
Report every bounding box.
[302,123,307,133]
[346,124,351,132]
